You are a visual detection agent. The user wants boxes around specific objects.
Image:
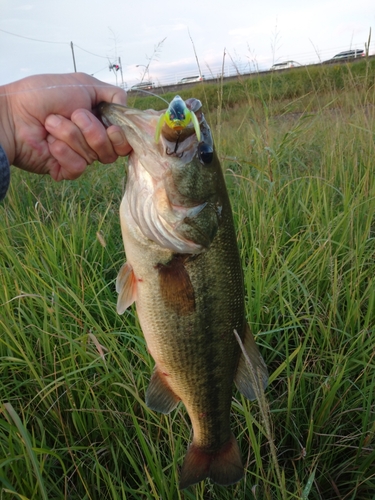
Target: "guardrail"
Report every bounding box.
[128,55,375,96]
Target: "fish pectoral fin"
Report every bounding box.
[179,434,243,489]
[146,368,180,414]
[157,255,195,315]
[116,262,137,315]
[234,324,268,401]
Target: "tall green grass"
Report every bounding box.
[1,63,375,499]
[129,58,375,113]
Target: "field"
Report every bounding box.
[1,61,375,499]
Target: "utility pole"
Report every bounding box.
[119,57,124,88]
[70,42,77,72]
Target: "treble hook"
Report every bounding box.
[166,133,184,157]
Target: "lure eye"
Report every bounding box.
[198,143,214,165]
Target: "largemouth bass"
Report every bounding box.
[98,96,268,489]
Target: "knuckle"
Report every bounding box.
[49,138,69,157]
[100,152,118,164]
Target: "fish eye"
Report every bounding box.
[198,143,214,165]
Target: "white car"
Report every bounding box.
[271,61,299,71]
[130,81,155,91]
[329,49,364,61]
[178,75,205,84]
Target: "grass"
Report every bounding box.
[1,62,375,499]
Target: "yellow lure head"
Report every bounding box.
[155,95,201,143]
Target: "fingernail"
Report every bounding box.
[109,129,124,146]
[46,114,62,128]
[46,134,56,144]
[74,111,92,129]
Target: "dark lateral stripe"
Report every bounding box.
[156,255,195,315]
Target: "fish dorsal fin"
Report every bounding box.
[116,262,137,315]
[234,324,268,401]
[146,368,180,414]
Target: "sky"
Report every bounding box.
[1,0,374,88]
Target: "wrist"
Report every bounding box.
[0,84,16,165]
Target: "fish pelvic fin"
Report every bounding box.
[116,262,137,315]
[146,368,180,414]
[179,434,243,489]
[234,324,268,400]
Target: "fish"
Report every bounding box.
[98,96,268,489]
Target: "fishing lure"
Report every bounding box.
[154,95,201,144]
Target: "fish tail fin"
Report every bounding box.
[179,433,243,489]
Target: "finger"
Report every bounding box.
[106,124,132,157]
[92,82,127,106]
[71,109,119,163]
[46,135,87,181]
[45,113,100,164]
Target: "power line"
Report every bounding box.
[73,44,111,59]
[0,27,67,44]
[0,28,114,59]
[91,64,111,75]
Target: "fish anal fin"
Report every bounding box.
[157,255,195,315]
[234,324,268,401]
[116,262,137,315]
[146,368,180,414]
[179,434,243,489]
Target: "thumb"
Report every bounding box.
[94,84,127,106]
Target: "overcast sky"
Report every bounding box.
[1,0,374,88]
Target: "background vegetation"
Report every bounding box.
[1,59,375,499]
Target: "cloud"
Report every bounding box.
[170,23,188,32]
[228,24,269,38]
[335,23,369,37]
[15,4,34,11]
[1,0,375,86]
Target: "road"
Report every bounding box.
[129,55,375,96]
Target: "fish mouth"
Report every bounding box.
[97,98,202,147]
[97,100,201,175]
[97,107,110,128]
[96,101,115,127]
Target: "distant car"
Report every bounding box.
[326,49,364,62]
[178,75,205,84]
[270,61,299,71]
[130,81,155,91]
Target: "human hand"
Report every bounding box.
[0,73,131,181]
